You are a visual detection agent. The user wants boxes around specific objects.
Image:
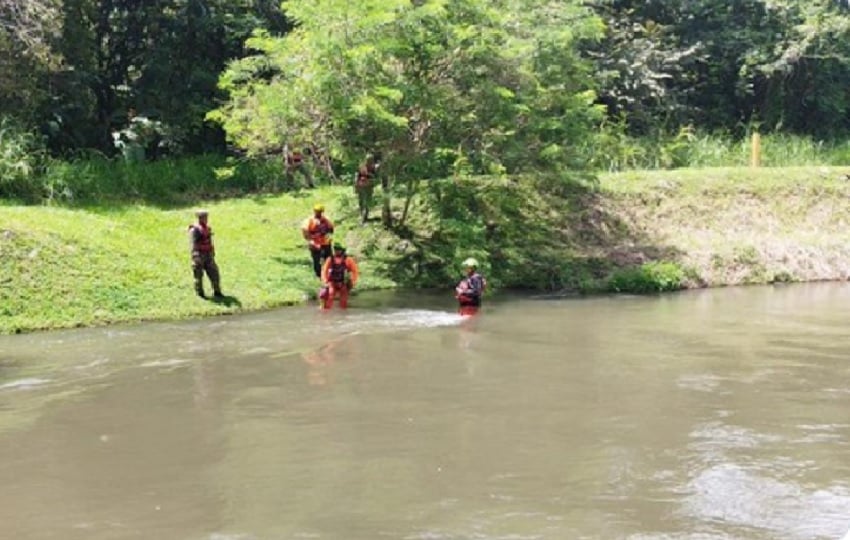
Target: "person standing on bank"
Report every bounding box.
[301,203,335,278]
[188,209,223,299]
[455,257,486,316]
[320,244,359,309]
[354,153,380,224]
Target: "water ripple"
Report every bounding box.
[0,377,51,391]
[679,463,850,540]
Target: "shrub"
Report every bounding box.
[607,261,685,294]
[0,117,47,202]
[38,154,286,204]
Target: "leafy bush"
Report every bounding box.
[607,261,685,294]
[0,117,48,202]
[38,155,287,204]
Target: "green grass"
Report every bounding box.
[0,187,394,333]
[600,165,850,194]
[584,128,850,171]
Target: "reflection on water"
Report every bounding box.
[1,284,849,540]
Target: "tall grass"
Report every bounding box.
[0,117,48,202]
[585,125,850,171]
[41,155,287,205]
[0,117,296,205]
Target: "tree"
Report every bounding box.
[211,0,605,227]
[0,0,62,122]
[0,0,61,57]
[752,0,850,135]
[584,1,702,134]
[15,0,291,154]
[586,0,850,138]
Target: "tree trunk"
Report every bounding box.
[398,177,419,228]
[381,173,393,228]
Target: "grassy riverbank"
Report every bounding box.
[1,166,849,333]
[597,167,850,288]
[0,188,394,333]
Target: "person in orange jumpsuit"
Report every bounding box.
[301,203,334,277]
[455,257,486,316]
[320,244,359,309]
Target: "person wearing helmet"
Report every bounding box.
[353,153,381,224]
[188,209,223,299]
[320,244,359,309]
[455,257,486,316]
[301,203,335,277]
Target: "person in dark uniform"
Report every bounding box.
[354,153,380,223]
[285,145,314,188]
[188,209,223,299]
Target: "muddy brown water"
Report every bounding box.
[1,284,849,540]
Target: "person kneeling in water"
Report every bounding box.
[455,257,486,316]
[320,244,359,309]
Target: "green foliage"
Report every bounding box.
[606,261,686,294]
[15,0,291,154]
[585,2,701,134]
[212,0,605,187]
[38,155,285,205]
[585,0,850,138]
[584,125,850,171]
[369,174,597,290]
[0,118,48,202]
[6,0,850,160]
[0,1,62,124]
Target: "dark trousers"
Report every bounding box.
[192,251,221,294]
[310,245,331,277]
[356,185,374,223]
[286,163,314,188]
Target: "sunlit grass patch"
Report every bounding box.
[0,191,394,333]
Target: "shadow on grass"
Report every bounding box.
[271,254,311,267]
[71,183,317,213]
[209,294,242,307]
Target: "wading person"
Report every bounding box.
[354,153,380,224]
[320,244,359,309]
[455,257,486,316]
[301,203,334,278]
[188,209,223,299]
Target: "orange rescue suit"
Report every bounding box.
[320,255,359,309]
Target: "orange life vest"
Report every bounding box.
[307,217,333,238]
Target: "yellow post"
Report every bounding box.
[751,132,761,167]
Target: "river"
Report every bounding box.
[1,284,849,540]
